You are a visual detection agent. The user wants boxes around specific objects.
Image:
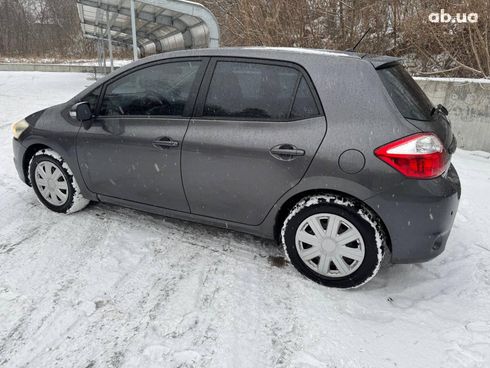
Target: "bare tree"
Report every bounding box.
[202,0,490,78]
[402,0,490,77]
[0,0,95,58]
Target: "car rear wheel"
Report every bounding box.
[29,149,90,214]
[281,194,386,288]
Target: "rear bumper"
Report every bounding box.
[365,164,461,263]
[13,138,28,184]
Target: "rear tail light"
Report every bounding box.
[374,133,450,179]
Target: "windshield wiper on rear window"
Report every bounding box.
[431,104,448,116]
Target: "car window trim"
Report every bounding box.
[289,76,322,120]
[287,74,303,119]
[85,85,103,113]
[91,57,209,119]
[193,56,324,122]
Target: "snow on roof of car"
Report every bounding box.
[134,46,364,63]
[240,47,357,58]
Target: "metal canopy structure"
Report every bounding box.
[76,0,220,70]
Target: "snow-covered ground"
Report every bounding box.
[0,58,132,67]
[1,71,490,368]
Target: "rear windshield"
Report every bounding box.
[377,64,433,121]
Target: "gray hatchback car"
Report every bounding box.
[12,47,461,288]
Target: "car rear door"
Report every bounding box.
[181,58,327,225]
[76,58,207,212]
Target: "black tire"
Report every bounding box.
[281,194,385,289]
[29,149,90,214]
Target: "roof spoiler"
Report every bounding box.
[361,54,402,69]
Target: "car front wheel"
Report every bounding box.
[281,194,386,288]
[29,149,90,214]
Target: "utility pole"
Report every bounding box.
[130,0,138,61]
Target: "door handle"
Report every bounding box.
[270,144,305,161]
[152,137,179,149]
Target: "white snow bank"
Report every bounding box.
[414,76,490,84]
[0,58,132,67]
[0,71,489,368]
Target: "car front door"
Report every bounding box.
[77,58,207,212]
[181,58,327,225]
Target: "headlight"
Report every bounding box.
[12,119,29,139]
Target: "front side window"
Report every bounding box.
[203,61,300,120]
[84,85,102,112]
[99,61,201,116]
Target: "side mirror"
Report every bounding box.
[73,101,92,122]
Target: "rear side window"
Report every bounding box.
[99,61,201,116]
[290,77,319,119]
[377,64,433,121]
[203,61,300,120]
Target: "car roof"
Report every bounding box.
[140,46,401,68]
[143,46,361,62]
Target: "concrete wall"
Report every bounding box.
[415,77,490,152]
